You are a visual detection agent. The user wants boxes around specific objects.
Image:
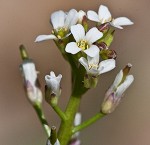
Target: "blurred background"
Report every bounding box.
[0,0,149,145]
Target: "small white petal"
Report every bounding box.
[79,57,89,71]
[116,75,134,97]
[84,45,100,57]
[51,10,66,29]
[98,5,112,23]
[87,10,100,22]
[71,24,85,42]
[98,59,116,74]
[22,63,37,84]
[65,9,78,29]
[65,42,81,54]
[50,71,56,77]
[78,10,86,23]
[87,54,99,66]
[35,35,57,42]
[111,17,134,29]
[112,70,123,89]
[85,27,103,44]
[56,74,63,83]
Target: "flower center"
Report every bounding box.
[52,27,68,39]
[88,64,98,70]
[100,17,112,24]
[77,40,89,50]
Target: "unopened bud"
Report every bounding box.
[97,28,115,47]
[45,71,62,97]
[46,126,60,145]
[20,45,42,105]
[45,85,58,106]
[101,64,134,114]
[100,49,117,60]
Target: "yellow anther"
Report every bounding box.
[88,64,98,70]
[77,40,89,50]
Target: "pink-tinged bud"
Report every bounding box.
[68,139,81,145]
[100,49,117,60]
[20,45,42,105]
[97,22,110,32]
[101,64,134,114]
[21,61,42,105]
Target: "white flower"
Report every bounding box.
[79,54,116,76]
[45,71,62,97]
[35,9,78,42]
[65,24,103,57]
[69,112,81,145]
[87,5,134,29]
[21,61,42,104]
[101,63,134,114]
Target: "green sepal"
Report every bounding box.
[84,74,99,89]
[97,28,115,47]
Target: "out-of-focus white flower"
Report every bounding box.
[73,112,82,138]
[65,24,103,57]
[21,61,42,105]
[69,112,82,145]
[69,139,81,145]
[79,54,116,76]
[35,9,78,42]
[87,5,134,29]
[101,63,134,114]
[45,71,62,97]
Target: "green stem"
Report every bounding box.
[72,113,105,134]
[52,105,67,121]
[58,94,81,145]
[34,104,51,137]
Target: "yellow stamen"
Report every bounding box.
[77,40,89,50]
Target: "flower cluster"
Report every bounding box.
[19,4,134,145]
[35,4,133,89]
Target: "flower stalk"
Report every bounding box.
[19,45,50,137]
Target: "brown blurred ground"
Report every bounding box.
[0,0,149,145]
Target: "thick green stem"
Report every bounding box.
[34,104,51,137]
[58,94,81,145]
[72,112,105,134]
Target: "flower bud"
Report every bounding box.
[101,64,134,114]
[47,126,60,145]
[100,49,117,60]
[45,71,62,107]
[20,45,42,105]
[97,28,115,47]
